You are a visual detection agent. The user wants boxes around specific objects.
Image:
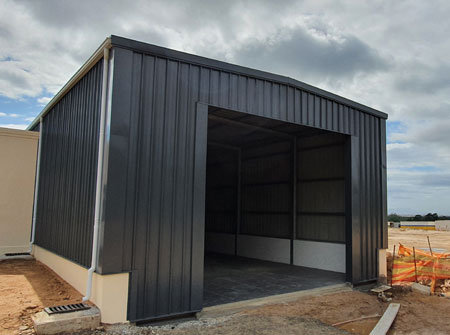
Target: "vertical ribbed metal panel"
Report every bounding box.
[116,51,206,320]
[92,44,387,321]
[241,140,292,238]
[297,133,346,243]
[206,134,347,243]
[34,60,103,268]
[351,113,387,282]
[205,147,238,234]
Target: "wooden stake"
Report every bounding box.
[332,314,380,327]
[427,236,433,256]
[391,245,396,287]
[413,246,418,282]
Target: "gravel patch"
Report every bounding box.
[71,314,346,335]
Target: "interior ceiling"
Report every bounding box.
[208,107,326,148]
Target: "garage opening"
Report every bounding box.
[204,107,347,307]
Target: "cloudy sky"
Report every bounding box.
[1,0,449,215]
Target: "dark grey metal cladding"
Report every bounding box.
[30,122,40,132]
[241,140,293,238]
[205,146,238,234]
[297,133,346,243]
[96,47,138,274]
[34,59,103,268]
[108,50,208,320]
[110,35,386,120]
[103,44,387,321]
[345,115,387,283]
[356,114,387,282]
[206,129,346,243]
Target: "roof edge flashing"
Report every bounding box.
[27,37,113,130]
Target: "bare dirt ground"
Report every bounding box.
[82,288,450,335]
[0,258,83,335]
[388,227,450,252]
[3,229,450,335]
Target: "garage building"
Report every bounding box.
[28,36,388,323]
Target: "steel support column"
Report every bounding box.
[291,138,297,264]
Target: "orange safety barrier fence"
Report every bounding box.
[392,244,450,292]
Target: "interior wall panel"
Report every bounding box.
[241,140,292,239]
[296,133,346,244]
[205,146,238,234]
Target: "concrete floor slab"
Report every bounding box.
[200,283,351,318]
[203,253,346,307]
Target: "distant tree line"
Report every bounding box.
[388,213,450,222]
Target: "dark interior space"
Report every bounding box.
[203,108,348,307]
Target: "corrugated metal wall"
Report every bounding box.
[105,43,387,321]
[205,145,238,234]
[205,131,346,250]
[34,60,103,268]
[241,140,292,238]
[354,112,387,282]
[297,133,346,243]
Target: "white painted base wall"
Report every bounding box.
[205,232,235,255]
[33,245,129,323]
[293,240,345,273]
[237,235,291,264]
[205,233,347,274]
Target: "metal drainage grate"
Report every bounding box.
[44,303,90,315]
[4,252,30,256]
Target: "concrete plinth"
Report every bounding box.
[33,245,129,323]
[32,307,100,334]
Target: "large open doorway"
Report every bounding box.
[203,107,348,307]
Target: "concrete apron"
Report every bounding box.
[198,283,352,318]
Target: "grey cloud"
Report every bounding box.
[233,28,390,83]
[171,0,297,37]
[393,171,450,189]
[117,28,169,49]
[416,103,450,120]
[0,69,30,88]
[3,0,450,215]
[19,0,130,28]
[412,123,450,147]
[419,173,450,188]
[387,129,450,215]
[0,23,11,40]
[395,62,450,94]
[0,64,43,98]
[20,0,294,35]
[390,119,450,149]
[388,170,450,214]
